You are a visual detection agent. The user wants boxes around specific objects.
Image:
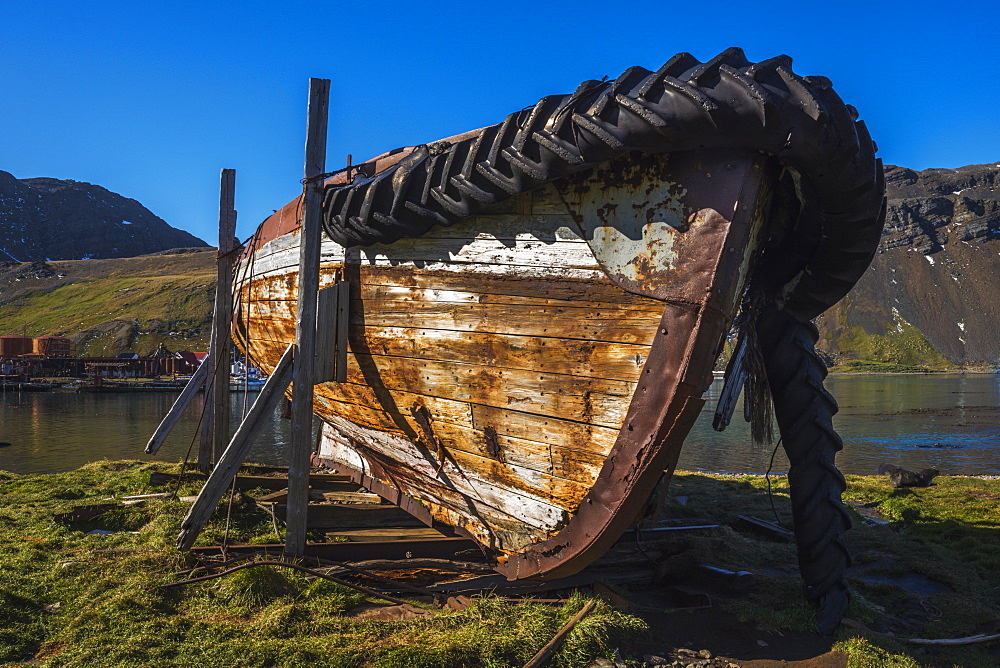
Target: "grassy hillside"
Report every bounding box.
[0,250,215,356]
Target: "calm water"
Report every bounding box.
[678,373,1000,476]
[1,374,997,476]
[0,390,293,475]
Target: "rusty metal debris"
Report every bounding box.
[734,515,795,542]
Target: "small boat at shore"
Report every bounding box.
[233,49,885,631]
[229,362,268,391]
[0,380,55,392]
[229,375,267,391]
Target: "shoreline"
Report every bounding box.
[4,463,999,480]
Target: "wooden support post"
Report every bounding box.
[199,169,238,472]
[286,78,330,556]
[145,352,212,454]
[177,344,294,551]
[213,169,237,464]
[198,339,215,470]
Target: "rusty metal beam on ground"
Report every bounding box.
[523,600,597,668]
[427,567,657,595]
[287,77,330,556]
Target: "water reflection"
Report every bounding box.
[1,374,997,476]
[679,373,1000,476]
[0,390,291,475]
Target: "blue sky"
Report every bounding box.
[2,0,997,244]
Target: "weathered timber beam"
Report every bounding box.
[211,168,237,467]
[198,380,215,471]
[335,278,348,383]
[145,352,212,455]
[713,332,747,432]
[287,77,330,556]
[177,343,294,551]
[316,280,350,384]
[188,536,476,561]
[199,169,238,472]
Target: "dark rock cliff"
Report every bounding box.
[816,162,1000,367]
[0,171,207,261]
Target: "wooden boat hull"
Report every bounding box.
[229,47,888,633]
[235,148,773,578]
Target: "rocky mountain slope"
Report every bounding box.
[816,161,1000,368]
[0,171,206,262]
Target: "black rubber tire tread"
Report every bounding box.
[756,302,852,635]
[322,47,886,320]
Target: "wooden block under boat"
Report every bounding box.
[265,503,427,530]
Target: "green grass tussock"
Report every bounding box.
[0,461,644,667]
[659,472,1000,667]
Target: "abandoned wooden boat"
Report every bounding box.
[233,49,885,632]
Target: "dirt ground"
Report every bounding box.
[627,604,845,667]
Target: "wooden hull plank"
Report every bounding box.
[313,397,592,509]
[320,419,562,552]
[312,390,606,498]
[495,152,776,578]
[245,296,662,345]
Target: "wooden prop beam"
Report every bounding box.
[145,352,212,455]
[177,343,295,551]
[212,169,237,465]
[286,77,330,555]
[199,169,238,472]
[198,348,215,468]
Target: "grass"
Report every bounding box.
[1,463,998,666]
[836,360,941,373]
[655,472,1000,667]
[0,461,643,667]
[832,313,952,372]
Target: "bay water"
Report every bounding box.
[1,374,997,477]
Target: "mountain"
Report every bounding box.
[0,170,207,262]
[815,162,1000,369]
